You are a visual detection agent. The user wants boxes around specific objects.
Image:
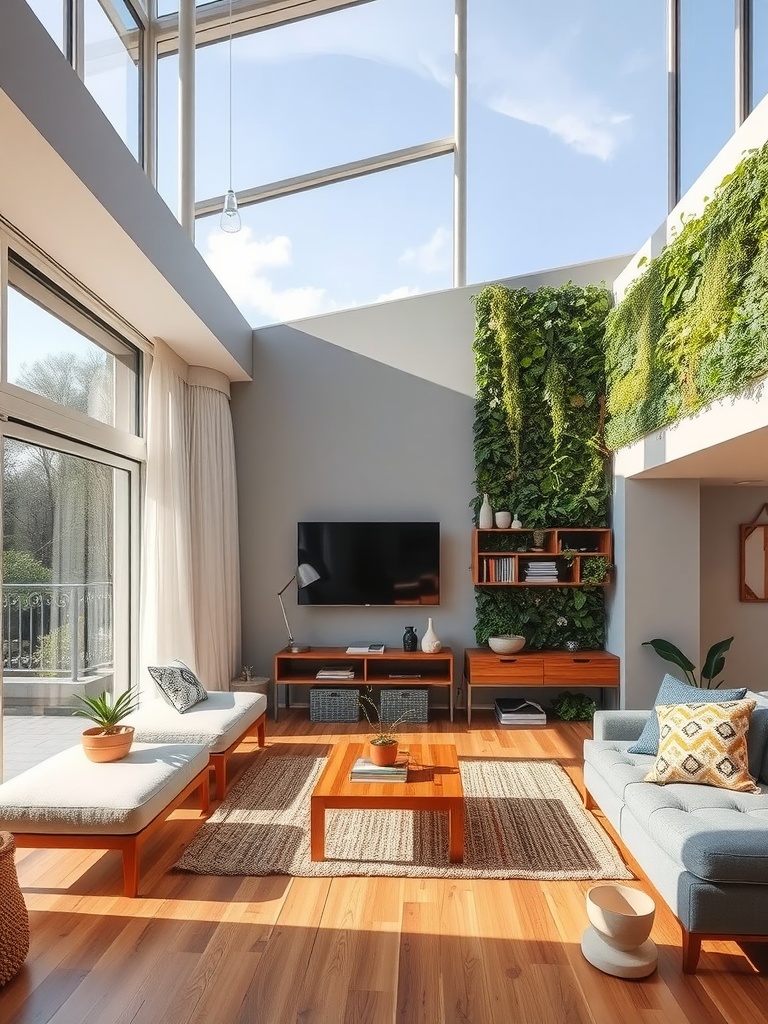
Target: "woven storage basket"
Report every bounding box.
[380,688,429,724]
[309,687,360,722]
[0,832,30,986]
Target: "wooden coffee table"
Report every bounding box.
[310,742,464,862]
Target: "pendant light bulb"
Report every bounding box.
[220,189,241,232]
[220,0,241,233]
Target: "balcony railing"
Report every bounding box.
[3,582,113,681]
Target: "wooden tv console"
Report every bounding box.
[273,646,455,721]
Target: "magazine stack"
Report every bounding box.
[494,698,547,726]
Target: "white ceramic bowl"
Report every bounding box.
[488,635,526,655]
[586,884,655,951]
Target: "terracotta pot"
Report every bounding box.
[81,726,135,763]
[369,740,399,766]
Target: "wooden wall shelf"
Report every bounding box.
[471,527,612,587]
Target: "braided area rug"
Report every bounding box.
[175,754,630,880]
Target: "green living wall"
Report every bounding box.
[473,282,612,648]
[606,141,768,450]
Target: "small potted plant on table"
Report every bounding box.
[359,688,409,766]
[73,689,141,763]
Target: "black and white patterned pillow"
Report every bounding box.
[148,659,208,713]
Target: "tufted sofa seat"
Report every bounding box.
[583,691,768,972]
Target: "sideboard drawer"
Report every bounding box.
[544,655,619,687]
[466,654,544,685]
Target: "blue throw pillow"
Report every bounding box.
[627,673,748,755]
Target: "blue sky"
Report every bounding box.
[24,0,760,332]
[170,0,671,326]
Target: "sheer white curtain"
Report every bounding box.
[188,372,241,689]
[139,342,196,695]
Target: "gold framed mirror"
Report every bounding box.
[740,504,768,602]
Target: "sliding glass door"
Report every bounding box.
[1,429,137,780]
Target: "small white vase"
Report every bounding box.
[511,514,522,529]
[495,511,512,529]
[479,494,493,529]
[421,617,442,654]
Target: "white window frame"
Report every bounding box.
[0,229,147,466]
[0,420,142,704]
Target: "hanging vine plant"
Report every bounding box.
[473,282,612,528]
[473,281,612,648]
[606,140,768,450]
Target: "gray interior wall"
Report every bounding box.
[700,486,768,690]
[608,477,702,709]
[233,257,630,711]
[232,326,476,698]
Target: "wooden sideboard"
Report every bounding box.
[463,648,620,724]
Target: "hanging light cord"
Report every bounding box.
[228,0,233,192]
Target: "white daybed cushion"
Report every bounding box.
[125,691,267,753]
[0,742,208,835]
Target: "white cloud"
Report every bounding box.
[490,93,630,161]
[400,227,451,274]
[238,0,452,90]
[471,25,632,161]
[203,227,337,322]
[374,285,421,303]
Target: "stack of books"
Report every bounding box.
[350,756,409,783]
[524,560,558,583]
[494,698,547,726]
[315,665,355,680]
[346,643,386,654]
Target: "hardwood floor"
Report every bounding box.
[2,711,768,1024]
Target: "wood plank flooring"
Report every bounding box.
[2,712,767,1024]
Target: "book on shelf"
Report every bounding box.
[494,698,547,725]
[350,756,409,782]
[315,665,355,680]
[345,643,386,654]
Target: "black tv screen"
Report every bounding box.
[297,522,440,606]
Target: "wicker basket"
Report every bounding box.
[380,688,429,724]
[0,832,30,986]
[309,687,360,722]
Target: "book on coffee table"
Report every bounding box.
[350,756,408,782]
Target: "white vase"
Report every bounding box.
[495,511,512,529]
[511,514,522,529]
[421,617,442,654]
[479,493,493,529]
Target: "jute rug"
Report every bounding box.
[175,754,630,880]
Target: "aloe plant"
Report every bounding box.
[72,689,141,734]
[642,636,734,688]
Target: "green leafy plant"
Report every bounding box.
[72,689,140,734]
[642,636,734,688]
[580,556,612,586]
[359,688,410,746]
[551,691,597,721]
[472,281,612,647]
[606,141,768,451]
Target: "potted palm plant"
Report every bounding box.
[73,689,141,763]
[359,688,409,766]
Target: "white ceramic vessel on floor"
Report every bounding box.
[581,884,657,979]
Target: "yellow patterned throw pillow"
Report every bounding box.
[644,700,759,793]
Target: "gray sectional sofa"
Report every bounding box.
[583,691,768,972]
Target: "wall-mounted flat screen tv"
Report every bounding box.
[297,522,440,606]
